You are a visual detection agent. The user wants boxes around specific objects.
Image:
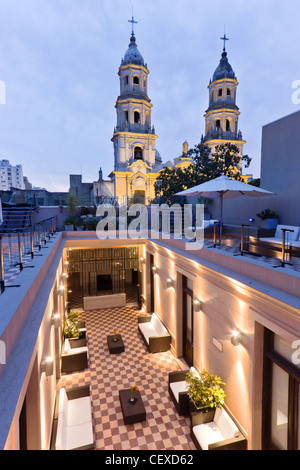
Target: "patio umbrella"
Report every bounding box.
[176,175,275,242]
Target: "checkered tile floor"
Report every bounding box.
[57,306,196,450]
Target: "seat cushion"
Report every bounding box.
[55,410,67,450]
[67,396,92,426]
[58,388,69,421]
[65,421,94,450]
[193,421,225,451]
[63,339,88,355]
[259,237,282,244]
[213,408,239,440]
[63,339,71,354]
[275,225,300,241]
[70,346,88,354]
[170,381,187,402]
[139,322,157,344]
[151,313,167,336]
[189,367,201,380]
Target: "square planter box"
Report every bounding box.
[260,219,278,230]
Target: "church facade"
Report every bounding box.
[109,22,192,205]
[201,35,246,166]
[69,28,248,206]
[109,25,160,205]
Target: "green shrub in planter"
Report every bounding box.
[256,209,279,221]
[64,319,80,339]
[63,310,81,339]
[185,369,226,411]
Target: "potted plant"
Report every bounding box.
[185,369,226,421]
[63,310,85,341]
[64,221,74,231]
[256,209,279,229]
[64,317,80,340]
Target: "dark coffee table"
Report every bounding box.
[107,334,125,354]
[119,389,146,425]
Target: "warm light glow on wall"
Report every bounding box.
[231,330,242,346]
[229,278,248,296]
[193,300,202,312]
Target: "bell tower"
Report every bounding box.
[110,17,159,204]
[202,34,245,158]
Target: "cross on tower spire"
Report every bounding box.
[220,32,229,51]
[128,15,138,36]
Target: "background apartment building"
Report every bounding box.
[0,159,25,191]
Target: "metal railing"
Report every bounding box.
[239,225,295,268]
[0,216,57,294]
[279,228,294,268]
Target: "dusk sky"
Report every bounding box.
[0,0,300,191]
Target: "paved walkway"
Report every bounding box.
[58,305,196,451]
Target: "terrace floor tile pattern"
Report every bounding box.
[57,305,196,451]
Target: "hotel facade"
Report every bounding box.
[0,225,300,450]
[1,22,300,452]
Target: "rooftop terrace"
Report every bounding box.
[1,227,300,450]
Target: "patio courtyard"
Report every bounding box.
[56,305,196,451]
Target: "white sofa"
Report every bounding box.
[138,313,171,353]
[63,338,88,356]
[260,225,300,247]
[191,406,247,450]
[55,387,94,450]
[168,366,200,416]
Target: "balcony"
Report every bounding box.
[114,123,155,135]
[203,130,243,142]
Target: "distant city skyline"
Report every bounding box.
[0,0,299,191]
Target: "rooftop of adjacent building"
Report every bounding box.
[1,225,300,449]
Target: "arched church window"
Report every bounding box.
[227,88,231,96]
[226,119,231,132]
[215,119,221,130]
[133,76,139,85]
[124,110,129,123]
[218,88,223,97]
[134,111,140,124]
[124,75,129,85]
[134,147,143,160]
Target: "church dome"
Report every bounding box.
[155,149,162,163]
[122,34,144,66]
[212,51,236,82]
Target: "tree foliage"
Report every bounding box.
[155,143,252,203]
[66,190,79,215]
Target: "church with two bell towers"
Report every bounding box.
[202,33,246,162]
[109,17,162,205]
[85,20,246,206]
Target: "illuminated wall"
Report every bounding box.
[145,239,300,449]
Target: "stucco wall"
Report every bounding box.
[145,238,300,449]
